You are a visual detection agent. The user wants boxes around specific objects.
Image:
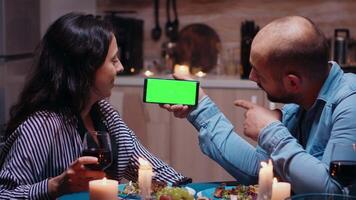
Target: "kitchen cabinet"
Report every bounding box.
[110,76,269,182]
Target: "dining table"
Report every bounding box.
[58,181,356,200]
[58,181,239,200]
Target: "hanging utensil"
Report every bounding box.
[165,0,174,39]
[151,0,162,41]
[171,0,179,40]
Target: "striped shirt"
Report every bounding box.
[0,100,186,199]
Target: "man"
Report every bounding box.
[162,16,356,194]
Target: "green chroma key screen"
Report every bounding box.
[143,78,199,106]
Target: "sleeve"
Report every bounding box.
[187,96,269,185]
[0,117,53,200]
[258,94,356,194]
[113,115,188,185]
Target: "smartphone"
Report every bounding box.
[143,78,199,106]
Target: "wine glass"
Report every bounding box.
[82,131,112,170]
[329,143,356,195]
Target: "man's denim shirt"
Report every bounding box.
[187,62,356,194]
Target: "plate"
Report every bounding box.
[197,186,235,200]
[197,185,257,200]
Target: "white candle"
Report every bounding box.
[174,64,190,76]
[144,70,154,77]
[89,178,118,200]
[195,71,206,78]
[272,178,291,200]
[257,160,273,200]
[138,158,154,199]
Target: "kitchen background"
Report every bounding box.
[97,0,356,66]
[1,0,356,181]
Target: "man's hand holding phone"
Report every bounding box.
[158,73,207,118]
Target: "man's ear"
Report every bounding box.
[283,74,302,92]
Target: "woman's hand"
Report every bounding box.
[48,156,106,198]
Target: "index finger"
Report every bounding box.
[234,99,255,110]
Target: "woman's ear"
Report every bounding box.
[283,73,302,93]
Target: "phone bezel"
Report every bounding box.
[143,78,200,106]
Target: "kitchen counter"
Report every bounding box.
[114,75,259,89]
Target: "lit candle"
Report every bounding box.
[89,177,118,200]
[144,70,154,77]
[195,71,206,78]
[138,158,154,199]
[257,160,273,200]
[271,178,291,200]
[174,64,190,76]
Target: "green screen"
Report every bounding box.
[145,78,198,105]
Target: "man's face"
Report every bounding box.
[249,57,296,104]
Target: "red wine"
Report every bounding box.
[82,148,112,170]
[330,160,356,187]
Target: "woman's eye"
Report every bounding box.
[112,57,119,63]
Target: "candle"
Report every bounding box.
[138,158,154,199]
[271,178,291,200]
[195,71,206,78]
[89,178,118,200]
[144,70,154,77]
[257,160,273,200]
[174,64,190,76]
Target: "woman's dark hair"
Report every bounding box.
[5,12,113,137]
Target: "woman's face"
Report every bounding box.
[91,35,123,100]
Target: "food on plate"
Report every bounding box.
[156,187,194,200]
[121,180,168,196]
[213,184,258,200]
[120,180,194,200]
[122,181,139,195]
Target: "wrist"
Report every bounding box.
[198,88,207,100]
[48,176,62,198]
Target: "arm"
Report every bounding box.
[259,94,356,194]
[187,96,269,185]
[0,115,104,199]
[0,123,53,199]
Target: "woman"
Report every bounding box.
[0,13,189,199]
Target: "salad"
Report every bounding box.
[120,181,194,200]
[213,184,258,200]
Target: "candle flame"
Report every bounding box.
[139,158,149,165]
[261,159,273,168]
[273,177,278,183]
[195,71,206,78]
[144,70,154,77]
[138,158,152,170]
[261,161,267,168]
[174,64,190,75]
